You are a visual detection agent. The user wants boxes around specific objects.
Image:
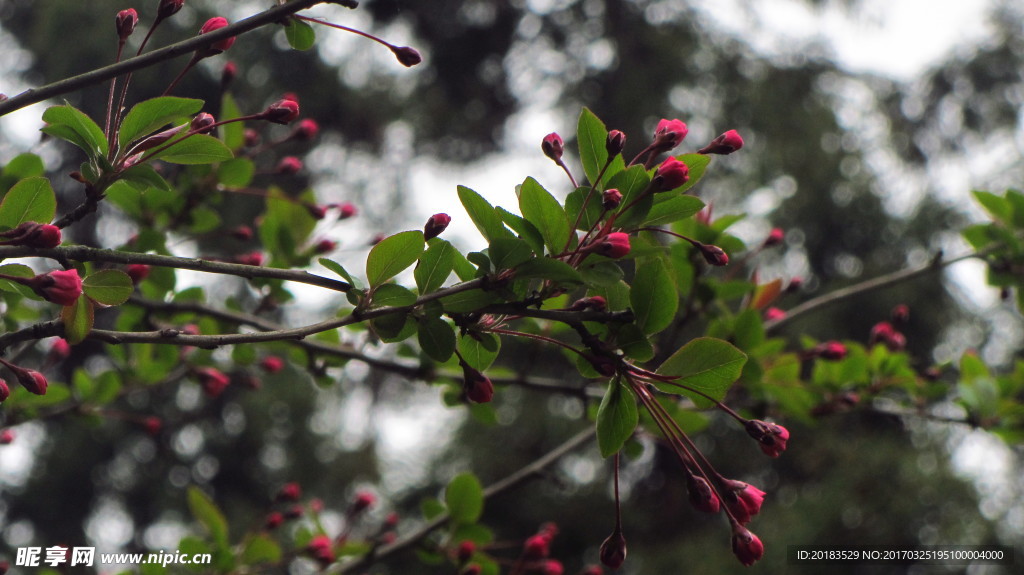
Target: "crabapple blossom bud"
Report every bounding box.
[599,530,627,569]
[50,338,71,361]
[815,340,847,361]
[698,244,729,266]
[698,129,744,155]
[602,188,622,210]
[695,203,713,226]
[599,232,631,259]
[0,429,12,444]
[284,504,304,519]
[221,61,237,87]
[141,416,162,436]
[237,373,261,390]
[887,331,907,352]
[126,264,150,284]
[158,0,184,20]
[652,156,689,191]
[542,560,564,575]
[582,566,604,575]
[115,9,138,40]
[0,379,8,402]
[731,524,764,566]
[307,534,335,566]
[523,535,549,559]
[0,359,48,395]
[653,118,688,150]
[338,202,357,219]
[0,221,63,248]
[385,512,400,528]
[244,129,261,147]
[276,156,303,175]
[722,480,766,524]
[424,213,452,241]
[686,475,720,514]
[764,227,784,247]
[745,419,789,457]
[191,113,216,134]
[28,269,82,306]
[294,118,319,141]
[305,203,327,220]
[569,295,607,312]
[235,252,265,266]
[870,321,895,345]
[276,482,302,502]
[390,45,423,67]
[539,522,559,540]
[264,511,284,530]
[891,303,910,324]
[314,239,337,254]
[198,17,235,55]
[462,365,494,403]
[606,129,626,157]
[542,133,564,162]
[351,491,376,514]
[196,367,230,398]
[457,541,475,563]
[262,98,300,125]
[764,307,786,321]
[230,226,254,241]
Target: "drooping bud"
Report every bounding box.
[0,358,48,395]
[602,188,622,210]
[763,227,784,247]
[157,0,185,20]
[276,156,303,175]
[698,129,744,155]
[115,9,138,41]
[195,367,230,398]
[197,17,235,56]
[276,482,302,502]
[293,118,320,141]
[261,98,301,125]
[652,156,689,191]
[652,118,688,150]
[25,269,83,306]
[599,232,631,259]
[190,112,216,134]
[606,129,626,157]
[686,475,720,514]
[698,243,729,266]
[542,132,564,162]
[126,264,150,284]
[731,524,764,566]
[390,45,423,67]
[0,221,62,248]
[721,480,766,524]
[745,419,789,458]
[424,213,452,241]
[599,530,627,569]
[462,364,494,403]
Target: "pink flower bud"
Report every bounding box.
[28,269,82,306]
[0,359,47,395]
[196,367,230,398]
[294,118,320,141]
[569,295,607,312]
[385,512,400,528]
[0,379,8,402]
[198,17,235,55]
[462,365,494,403]
[582,566,604,575]
[599,232,631,259]
[276,156,303,175]
[115,9,138,40]
[686,475,720,514]
[424,213,451,241]
[351,491,376,514]
[261,356,284,373]
[731,524,764,566]
[390,45,423,67]
[126,264,150,284]
[542,132,564,162]
[606,129,626,157]
[306,534,335,566]
[310,498,324,513]
[264,511,284,530]
[523,535,549,559]
[191,112,216,134]
[305,203,327,220]
[221,61,237,87]
[891,303,910,324]
[230,225,253,241]
[722,481,766,524]
[0,428,13,444]
[314,239,337,254]
[49,337,71,361]
[815,340,847,361]
[244,129,261,147]
[157,0,184,20]
[745,419,789,457]
[695,203,713,226]
[602,188,622,210]
[886,331,906,352]
[539,522,559,540]
[0,221,63,248]
[235,252,265,266]
[764,307,786,322]
[653,156,689,191]
[542,560,564,575]
[284,504,304,519]
[599,530,627,569]
[653,118,688,150]
[262,98,300,125]
[763,227,784,247]
[276,482,302,502]
[457,541,476,563]
[698,129,744,155]
[337,202,357,220]
[786,276,803,293]
[141,416,162,436]
[698,244,729,266]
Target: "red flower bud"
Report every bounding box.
[262,98,300,125]
[0,221,63,248]
[457,541,476,563]
[306,534,335,566]
[385,512,400,528]
[230,226,253,241]
[221,61,237,87]
[314,239,337,254]
[815,340,847,361]
[126,264,150,284]
[786,276,803,293]
[191,113,216,134]
[569,295,607,312]
[276,156,303,175]
[157,0,184,20]
[244,128,261,147]
[49,337,71,361]
[582,566,604,575]
[351,491,376,514]
[115,9,138,40]
[764,307,786,322]
[698,129,744,155]
[424,213,451,241]
[260,356,284,373]
[653,118,688,150]
[891,303,910,324]
[686,475,720,514]
[337,202,357,220]
[195,367,230,398]
[462,365,494,403]
[606,129,626,157]
[0,359,47,395]
[293,118,320,141]
[141,416,162,436]
[652,156,689,191]
[276,482,302,502]
[284,504,304,519]
[542,560,564,575]
[0,379,8,402]
[698,243,729,266]
[602,188,622,210]
[390,45,423,67]
[722,480,766,524]
[539,521,559,539]
[763,227,784,247]
[731,524,764,566]
[523,535,549,559]
[0,429,13,444]
[28,269,82,306]
[599,530,627,569]
[542,132,564,162]
[305,203,327,220]
[599,232,631,259]
[198,17,235,55]
[745,419,789,457]
[264,511,284,530]
[235,252,265,266]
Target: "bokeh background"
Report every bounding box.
[1,0,1022,573]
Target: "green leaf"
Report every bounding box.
[644,195,705,226]
[445,473,484,524]
[0,263,39,298]
[319,257,363,289]
[415,240,456,294]
[0,177,56,229]
[518,177,571,254]
[458,185,512,242]
[83,270,133,305]
[41,104,108,158]
[440,288,499,313]
[241,534,282,564]
[597,378,638,457]
[458,332,500,370]
[495,207,546,255]
[372,283,418,307]
[630,258,677,334]
[120,164,172,191]
[564,186,606,231]
[488,237,534,270]
[514,257,583,285]
[147,134,233,165]
[220,93,245,151]
[284,17,316,50]
[580,261,623,287]
[616,323,654,361]
[973,190,1012,225]
[421,497,447,520]
[418,316,456,362]
[366,230,425,287]
[118,97,204,149]
[187,486,229,548]
[577,107,609,187]
[656,337,748,407]
[217,158,255,188]
[61,296,94,345]
[1,153,45,191]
